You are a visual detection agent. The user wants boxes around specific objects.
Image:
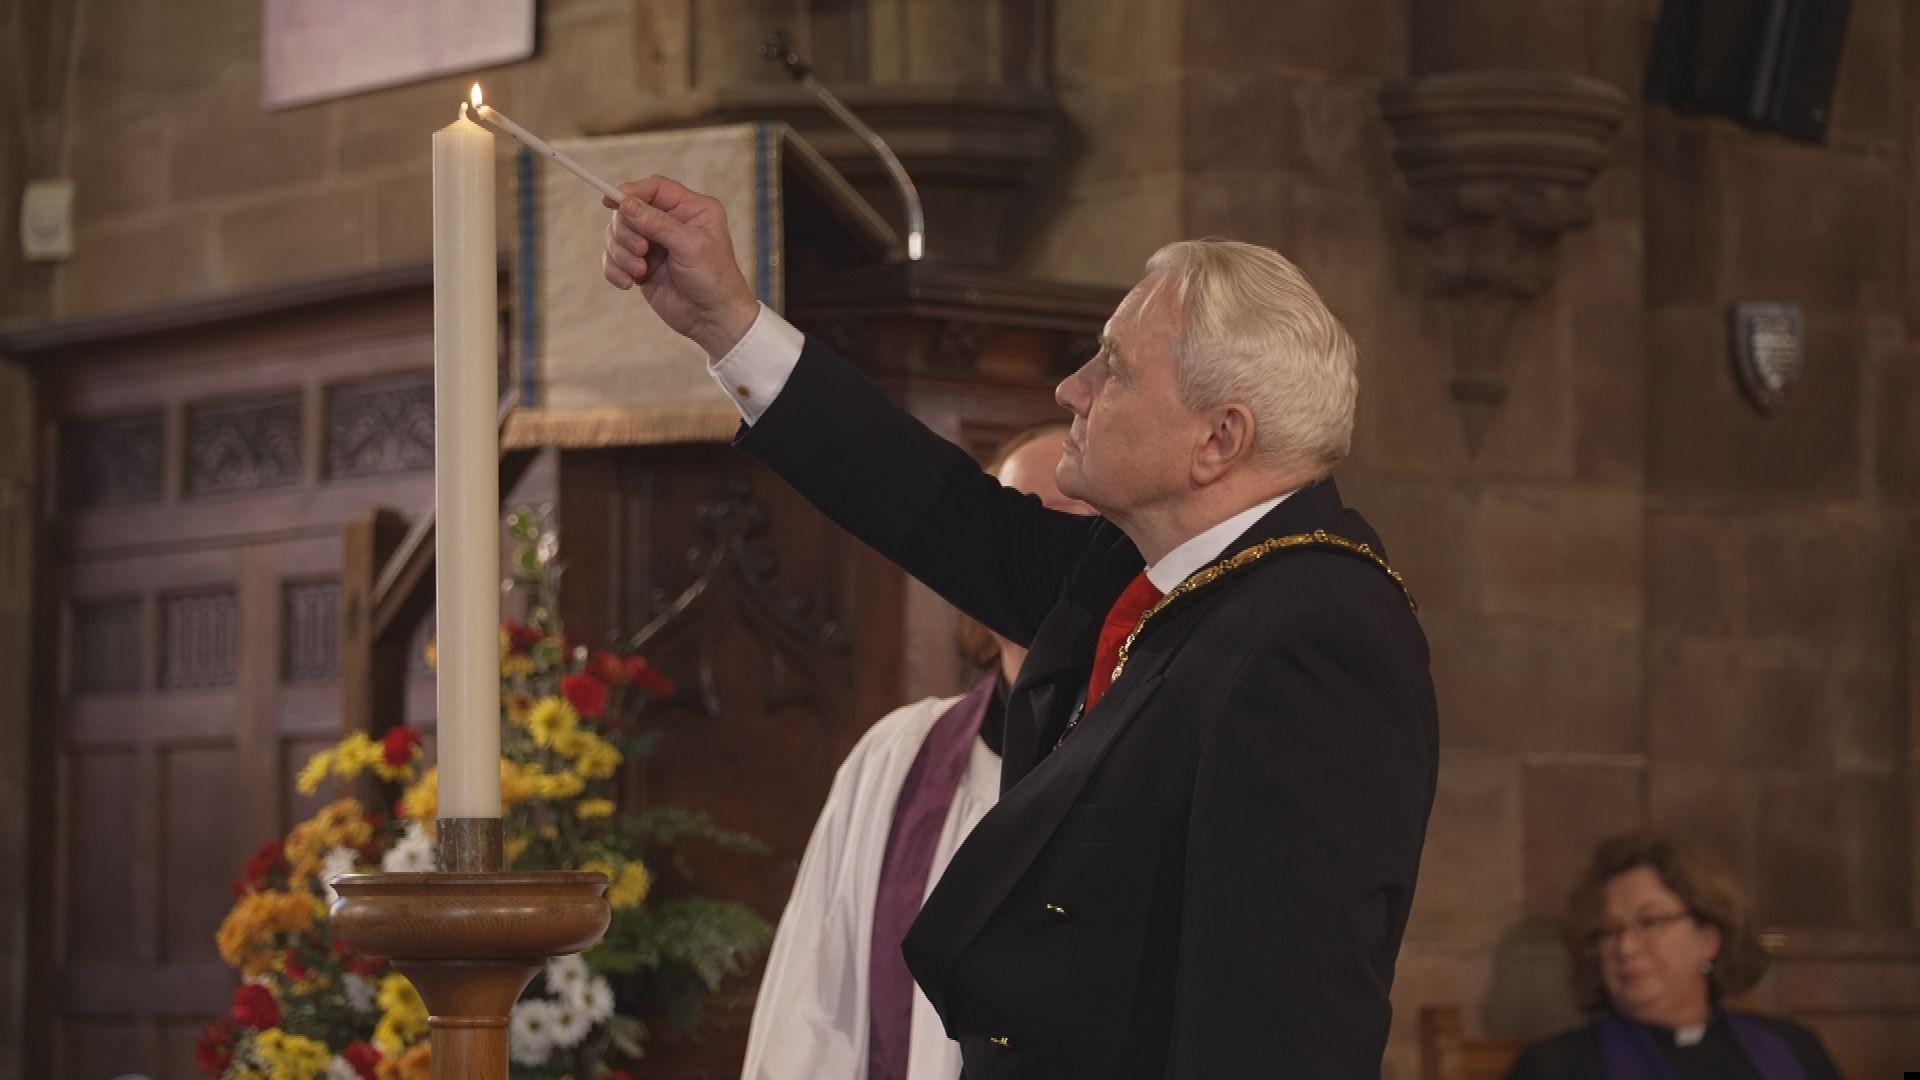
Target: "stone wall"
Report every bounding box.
[1016,0,1918,1075]
[4,0,1919,1076]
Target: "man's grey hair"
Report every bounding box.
[1141,240,1359,472]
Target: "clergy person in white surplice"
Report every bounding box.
[741,426,1092,1080]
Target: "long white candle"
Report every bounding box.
[432,100,502,820]
[470,102,624,202]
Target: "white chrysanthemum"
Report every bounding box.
[342,972,376,1013]
[325,1057,361,1080]
[549,999,594,1048]
[567,975,616,1023]
[320,845,358,904]
[509,1000,560,1066]
[545,952,589,997]
[383,822,436,873]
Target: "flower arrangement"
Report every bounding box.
[199,509,772,1079]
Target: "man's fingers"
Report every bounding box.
[618,176,706,222]
[602,251,633,290]
[617,197,696,251]
[605,243,649,286]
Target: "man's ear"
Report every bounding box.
[1191,403,1255,485]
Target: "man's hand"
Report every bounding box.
[601,176,762,359]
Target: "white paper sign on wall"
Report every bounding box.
[263,0,535,110]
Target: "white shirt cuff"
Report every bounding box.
[710,303,804,425]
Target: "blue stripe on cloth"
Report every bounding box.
[755,123,774,307]
[515,145,540,407]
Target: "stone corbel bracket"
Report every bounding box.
[1379,70,1629,450]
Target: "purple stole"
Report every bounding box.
[1600,1010,1810,1080]
[866,675,998,1080]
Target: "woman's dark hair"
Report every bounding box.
[1564,832,1768,1011]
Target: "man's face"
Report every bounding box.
[1053,278,1196,520]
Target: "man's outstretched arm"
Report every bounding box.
[600,177,1098,646]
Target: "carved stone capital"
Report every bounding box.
[1379,70,1629,448]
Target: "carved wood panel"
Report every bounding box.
[69,595,141,695]
[160,587,238,690]
[60,410,163,509]
[326,371,434,479]
[184,391,303,496]
[282,579,340,682]
[28,280,440,1080]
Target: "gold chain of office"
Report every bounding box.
[1057,529,1416,747]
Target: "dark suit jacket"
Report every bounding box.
[1506,1012,1842,1080]
[738,339,1439,1078]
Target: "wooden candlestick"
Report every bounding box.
[331,829,610,1080]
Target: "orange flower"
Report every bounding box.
[376,1042,431,1080]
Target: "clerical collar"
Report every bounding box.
[1145,490,1295,594]
[1675,1023,1708,1047]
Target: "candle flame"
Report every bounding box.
[470,83,483,108]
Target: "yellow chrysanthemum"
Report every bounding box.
[294,750,333,795]
[609,860,652,909]
[499,761,584,804]
[285,798,372,881]
[374,973,429,1055]
[540,770,586,799]
[502,655,537,679]
[575,798,615,820]
[252,1029,331,1080]
[505,692,534,727]
[570,738,622,780]
[400,768,439,821]
[216,890,322,975]
[524,697,579,748]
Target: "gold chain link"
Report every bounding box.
[1056,530,1414,746]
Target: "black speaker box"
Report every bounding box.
[1647,0,1853,142]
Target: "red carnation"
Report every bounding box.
[282,956,307,982]
[503,619,544,653]
[344,1040,384,1080]
[196,1016,236,1076]
[624,656,676,698]
[563,672,610,719]
[236,840,283,892]
[230,983,282,1029]
[380,726,422,767]
[587,649,629,686]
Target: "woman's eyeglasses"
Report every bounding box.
[1584,910,1695,954]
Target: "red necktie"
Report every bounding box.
[1083,571,1163,716]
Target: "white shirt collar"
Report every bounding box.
[1143,490,1294,594]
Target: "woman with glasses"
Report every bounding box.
[1508,832,1839,1080]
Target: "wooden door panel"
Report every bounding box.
[32,281,442,1078]
[160,744,241,968]
[64,749,138,967]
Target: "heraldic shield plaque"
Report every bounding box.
[1731,301,1804,415]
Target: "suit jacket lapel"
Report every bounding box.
[904,586,1221,1017]
[905,478,1366,1020]
[998,524,1143,789]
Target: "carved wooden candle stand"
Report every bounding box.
[331,819,611,1080]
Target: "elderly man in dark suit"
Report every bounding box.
[600,176,1438,1078]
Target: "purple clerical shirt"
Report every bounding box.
[866,675,998,1080]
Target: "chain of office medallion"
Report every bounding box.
[1057,530,1415,747]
